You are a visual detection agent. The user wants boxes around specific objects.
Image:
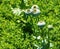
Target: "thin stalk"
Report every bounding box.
[48,30,50,49]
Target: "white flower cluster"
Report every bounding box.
[24,9,32,14]
[24,5,40,15]
[37,21,53,29]
[11,8,22,16]
[11,5,40,16]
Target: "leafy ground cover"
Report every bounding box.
[0,0,60,49]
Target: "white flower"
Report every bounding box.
[31,5,39,9]
[48,25,53,29]
[12,8,21,16]
[50,43,53,47]
[32,9,40,15]
[37,36,41,40]
[24,9,32,14]
[33,36,36,39]
[37,21,46,26]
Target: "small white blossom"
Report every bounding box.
[37,36,41,40]
[50,43,53,47]
[32,9,40,15]
[37,21,46,26]
[48,25,53,29]
[12,8,21,16]
[31,5,39,9]
[24,9,32,14]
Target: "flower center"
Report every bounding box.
[40,21,43,23]
[33,9,37,13]
[27,9,30,12]
[34,6,36,8]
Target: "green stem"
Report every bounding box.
[48,30,50,49]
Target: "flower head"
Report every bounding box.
[50,43,53,47]
[31,5,39,9]
[24,9,32,14]
[37,36,41,40]
[12,8,21,16]
[48,25,53,29]
[37,21,46,27]
[32,9,40,15]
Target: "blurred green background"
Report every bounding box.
[0,0,60,49]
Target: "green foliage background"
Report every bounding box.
[0,0,60,49]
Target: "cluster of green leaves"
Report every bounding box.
[0,0,60,49]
